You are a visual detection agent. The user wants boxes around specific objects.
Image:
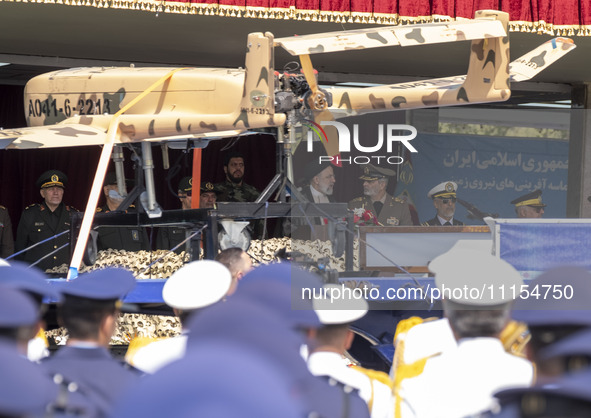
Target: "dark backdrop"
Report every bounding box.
[0,84,407,240]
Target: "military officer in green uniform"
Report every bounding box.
[15,170,77,270]
[157,179,220,253]
[348,165,413,226]
[215,152,262,238]
[177,176,194,210]
[422,181,465,226]
[95,172,150,252]
[215,151,260,203]
[0,205,14,258]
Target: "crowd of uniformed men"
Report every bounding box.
[1,152,547,270]
[0,153,569,417]
[1,242,591,417]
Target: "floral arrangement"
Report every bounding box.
[352,207,379,227]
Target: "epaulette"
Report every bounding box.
[65,206,78,212]
[350,197,363,202]
[0,205,6,210]
[129,204,136,208]
[350,365,393,389]
[394,197,405,204]
[25,203,41,210]
[350,365,393,413]
[125,335,165,367]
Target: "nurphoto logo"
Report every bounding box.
[305,120,418,166]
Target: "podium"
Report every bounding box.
[359,226,491,273]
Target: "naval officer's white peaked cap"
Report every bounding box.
[313,284,369,324]
[429,249,522,306]
[163,260,231,310]
[427,181,458,199]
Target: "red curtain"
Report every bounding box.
[154,0,591,34]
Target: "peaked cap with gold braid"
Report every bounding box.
[427,181,457,199]
[510,189,546,208]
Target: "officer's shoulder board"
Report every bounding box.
[394,197,405,204]
[350,197,363,203]
[421,221,429,226]
[350,365,393,389]
[66,206,78,212]
[0,205,6,210]
[25,203,41,211]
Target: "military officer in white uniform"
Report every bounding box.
[128,260,232,374]
[422,181,464,226]
[390,317,457,378]
[308,285,394,418]
[348,165,413,226]
[398,249,534,417]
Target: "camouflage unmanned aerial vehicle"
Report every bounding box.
[0,10,575,277]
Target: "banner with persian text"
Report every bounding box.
[405,132,568,225]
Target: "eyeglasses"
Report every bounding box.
[437,197,457,204]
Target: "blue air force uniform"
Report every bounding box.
[41,268,140,417]
[0,284,95,417]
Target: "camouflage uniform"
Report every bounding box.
[215,179,261,238]
[0,205,14,258]
[348,194,413,226]
[215,180,260,203]
[15,202,77,270]
[95,205,150,252]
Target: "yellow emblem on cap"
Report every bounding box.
[51,174,58,182]
[364,166,370,175]
[205,182,214,191]
[189,178,193,186]
[445,182,454,192]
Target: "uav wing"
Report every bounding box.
[0,123,108,149]
[0,116,252,150]
[325,37,576,112]
[275,18,505,55]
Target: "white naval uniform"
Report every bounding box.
[399,337,534,418]
[130,335,188,374]
[27,336,50,362]
[391,318,457,379]
[308,351,394,418]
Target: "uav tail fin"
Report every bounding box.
[461,10,511,103]
[235,32,276,129]
[510,38,576,82]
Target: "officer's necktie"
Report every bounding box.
[374,201,383,217]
